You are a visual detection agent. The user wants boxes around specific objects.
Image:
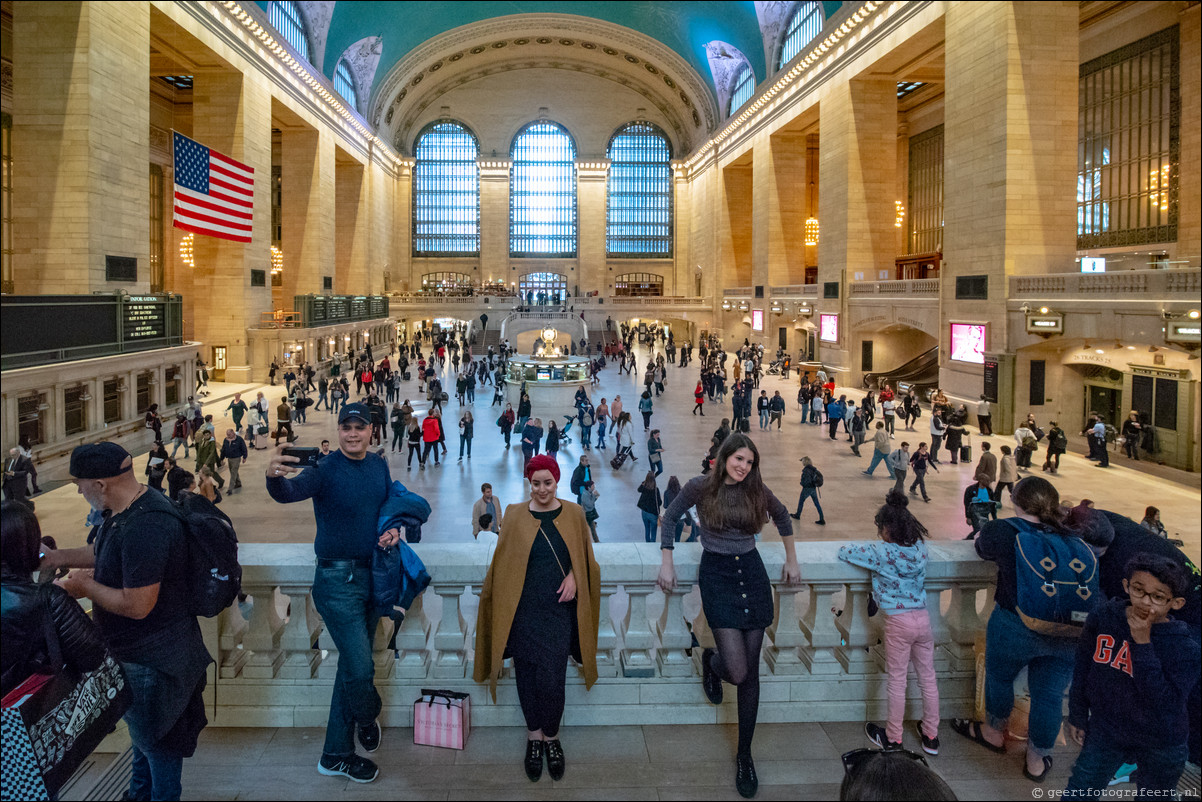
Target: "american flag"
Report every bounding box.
[172,131,254,243]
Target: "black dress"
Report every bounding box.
[506,508,575,661]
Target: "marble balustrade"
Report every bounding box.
[202,541,996,728]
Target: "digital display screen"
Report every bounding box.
[751,310,764,332]
[1080,258,1106,273]
[950,323,987,364]
[819,314,838,343]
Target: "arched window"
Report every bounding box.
[413,121,480,255]
[518,272,568,305]
[778,1,824,69]
[729,64,755,115]
[269,0,309,62]
[334,59,357,108]
[607,122,672,257]
[614,273,664,297]
[510,122,576,257]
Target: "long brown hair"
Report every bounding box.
[1012,476,1067,531]
[699,432,767,534]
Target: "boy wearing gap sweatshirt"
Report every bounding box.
[1063,554,1200,798]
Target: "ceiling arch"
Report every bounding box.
[372,15,722,154]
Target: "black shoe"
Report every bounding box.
[356,716,381,753]
[318,753,379,783]
[545,739,565,780]
[790,513,801,520]
[815,520,825,526]
[735,753,758,798]
[701,648,723,705]
[864,722,903,750]
[914,721,940,755]
[524,740,545,781]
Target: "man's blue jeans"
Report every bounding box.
[128,743,184,801]
[312,560,382,758]
[759,410,770,429]
[864,450,893,477]
[1064,733,1187,798]
[795,487,824,520]
[983,606,1075,756]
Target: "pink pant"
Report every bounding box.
[883,609,940,744]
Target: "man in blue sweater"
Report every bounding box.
[266,403,402,784]
[1063,553,1199,797]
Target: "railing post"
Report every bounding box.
[395,593,431,678]
[278,584,322,679]
[432,584,468,678]
[764,582,806,674]
[655,586,694,677]
[218,597,250,679]
[372,618,397,679]
[799,581,843,674]
[835,583,880,674]
[242,587,285,679]
[620,583,657,678]
[595,583,620,678]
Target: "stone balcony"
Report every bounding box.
[204,542,995,729]
[1010,267,1201,301]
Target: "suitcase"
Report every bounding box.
[403,371,411,380]
[738,417,751,433]
[610,452,628,470]
[960,444,972,462]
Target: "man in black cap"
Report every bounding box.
[265,402,402,784]
[42,442,211,801]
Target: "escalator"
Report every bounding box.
[862,347,940,398]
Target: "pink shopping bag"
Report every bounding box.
[413,689,471,750]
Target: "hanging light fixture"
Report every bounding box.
[271,245,284,276]
[179,233,195,268]
[894,200,906,228]
[804,217,820,246]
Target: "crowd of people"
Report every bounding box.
[2,323,1197,802]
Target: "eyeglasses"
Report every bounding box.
[1127,584,1174,607]
[841,747,928,776]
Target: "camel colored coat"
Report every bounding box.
[473,500,601,700]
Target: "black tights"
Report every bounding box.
[710,627,765,756]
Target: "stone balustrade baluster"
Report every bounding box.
[621,583,656,678]
[655,585,694,677]
[278,584,322,679]
[242,586,285,679]
[218,595,250,678]
[764,582,806,674]
[595,583,620,677]
[432,584,468,678]
[395,593,431,678]
[945,581,992,671]
[373,618,397,679]
[799,581,844,674]
[835,581,880,674]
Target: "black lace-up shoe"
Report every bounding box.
[356,717,381,753]
[701,648,723,705]
[318,753,379,783]
[524,739,545,782]
[735,753,758,798]
[545,739,566,780]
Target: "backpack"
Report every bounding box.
[1050,429,1068,451]
[176,493,242,617]
[813,469,824,488]
[1011,518,1101,637]
[1021,435,1038,450]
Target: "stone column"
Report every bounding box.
[1175,8,1199,271]
[478,161,511,294]
[942,1,1078,402]
[335,159,367,294]
[12,1,150,294]
[754,134,809,293]
[280,126,334,298]
[817,78,898,370]
[576,162,609,297]
[190,71,274,382]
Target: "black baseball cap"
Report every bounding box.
[338,403,371,426]
[69,442,133,479]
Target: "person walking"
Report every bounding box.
[977,395,993,436]
[929,413,947,466]
[219,428,247,494]
[656,434,800,798]
[757,391,770,430]
[887,442,911,496]
[850,409,866,456]
[614,412,637,466]
[595,399,610,447]
[639,391,654,432]
[405,419,422,470]
[826,395,843,441]
[944,419,967,465]
[994,446,1017,506]
[768,391,785,430]
[458,411,475,462]
[908,442,938,503]
[265,405,400,784]
[579,481,600,543]
[545,420,561,463]
[521,417,544,474]
[862,422,894,478]
[499,403,516,448]
[790,456,825,525]
[694,381,705,416]
[1041,421,1067,474]
[389,403,406,452]
[578,402,594,450]
[473,456,600,784]
[881,396,896,436]
[275,396,295,446]
[637,471,663,542]
[421,410,443,468]
[647,430,664,477]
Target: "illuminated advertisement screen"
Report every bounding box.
[819,314,838,343]
[950,323,986,364]
[751,309,764,332]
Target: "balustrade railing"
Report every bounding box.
[1011,268,1200,299]
[848,279,940,298]
[205,542,995,728]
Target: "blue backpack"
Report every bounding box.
[1012,518,1101,637]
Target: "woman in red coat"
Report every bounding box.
[694,382,705,416]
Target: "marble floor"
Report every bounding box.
[30,345,1202,563]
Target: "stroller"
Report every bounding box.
[558,414,575,446]
[765,359,784,376]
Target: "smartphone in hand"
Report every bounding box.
[282,446,320,468]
